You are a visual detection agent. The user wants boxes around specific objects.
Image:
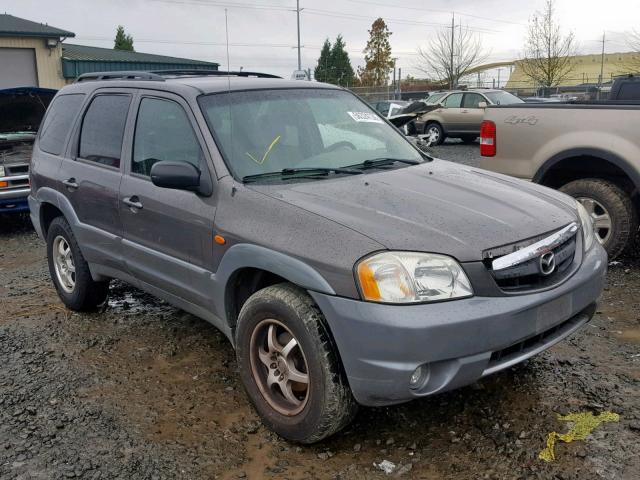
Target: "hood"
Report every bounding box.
[247,160,578,262]
[0,87,56,134]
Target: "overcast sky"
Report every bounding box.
[4,0,640,81]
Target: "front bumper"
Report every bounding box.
[0,188,30,213]
[310,244,607,407]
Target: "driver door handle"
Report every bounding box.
[123,195,143,210]
[62,178,78,189]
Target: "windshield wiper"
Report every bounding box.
[242,167,362,183]
[349,157,422,170]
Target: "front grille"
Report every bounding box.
[484,231,577,293]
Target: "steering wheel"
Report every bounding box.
[324,141,356,153]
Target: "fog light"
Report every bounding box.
[409,365,426,389]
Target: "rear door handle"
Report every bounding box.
[123,196,143,210]
[62,178,78,189]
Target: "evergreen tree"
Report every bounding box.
[114,25,134,51]
[314,39,333,83]
[358,18,393,86]
[330,35,355,87]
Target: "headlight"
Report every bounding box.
[356,251,473,304]
[575,200,595,251]
[0,166,5,177]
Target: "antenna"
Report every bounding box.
[225,8,231,73]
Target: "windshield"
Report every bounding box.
[425,93,446,104]
[198,88,422,180]
[484,91,524,105]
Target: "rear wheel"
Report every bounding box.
[559,178,638,258]
[423,122,445,146]
[46,217,109,310]
[235,283,357,443]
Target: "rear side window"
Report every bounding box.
[39,94,85,155]
[79,94,131,168]
[132,97,202,177]
[443,93,463,108]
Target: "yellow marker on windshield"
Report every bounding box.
[246,135,281,165]
[539,411,619,462]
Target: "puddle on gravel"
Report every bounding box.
[615,328,640,344]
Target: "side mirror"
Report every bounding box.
[478,101,488,108]
[150,161,201,191]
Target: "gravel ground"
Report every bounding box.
[1,147,639,479]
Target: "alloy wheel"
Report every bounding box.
[53,235,76,293]
[577,197,612,245]
[249,319,310,416]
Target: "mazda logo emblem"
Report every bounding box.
[539,252,556,276]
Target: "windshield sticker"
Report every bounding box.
[347,111,384,124]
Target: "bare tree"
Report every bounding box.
[415,21,488,89]
[519,0,576,89]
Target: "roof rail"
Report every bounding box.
[76,71,165,83]
[75,69,282,83]
[151,69,282,79]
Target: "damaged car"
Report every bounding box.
[0,87,56,213]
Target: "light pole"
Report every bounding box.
[296,0,302,71]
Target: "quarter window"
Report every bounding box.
[39,94,85,156]
[79,95,131,168]
[132,97,202,177]
[443,93,463,108]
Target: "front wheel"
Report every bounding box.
[559,178,638,259]
[235,283,357,443]
[423,122,445,146]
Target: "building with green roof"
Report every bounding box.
[0,13,218,89]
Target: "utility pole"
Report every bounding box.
[449,13,455,89]
[296,0,302,71]
[597,31,605,100]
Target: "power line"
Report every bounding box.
[75,36,301,48]
[302,8,499,33]
[345,0,527,27]
[150,0,292,11]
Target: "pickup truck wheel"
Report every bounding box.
[559,179,638,258]
[46,217,109,310]
[423,123,445,146]
[235,283,357,443]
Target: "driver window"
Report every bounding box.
[462,93,484,109]
[443,93,463,108]
[132,97,202,177]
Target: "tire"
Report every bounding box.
[559,178,638,259]
[423,122,445,146]
[460,135,477,144]
[46,217,110,310]
[235,283,357,443]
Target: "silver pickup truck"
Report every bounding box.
[480,102,640,258]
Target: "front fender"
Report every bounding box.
[210,243,336,327]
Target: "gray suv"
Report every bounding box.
[29,70,606,443]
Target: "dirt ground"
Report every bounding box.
[1,206,639,479]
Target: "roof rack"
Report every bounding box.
[75,69,281,83]
[76,71,164,82]
[151,69,282,79]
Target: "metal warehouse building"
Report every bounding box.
[0,13,218,89]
